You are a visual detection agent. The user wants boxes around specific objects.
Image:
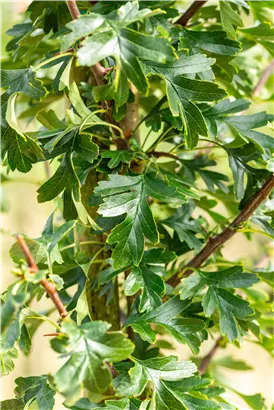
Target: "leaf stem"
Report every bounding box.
[177,1,207,26]
[16,235,68,319]
[168,174,274,287]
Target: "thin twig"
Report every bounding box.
[253,60,274,97]
[168,174,274,287]
[199,336,223,374]
[177,1,207,26]
[16,235,68,319]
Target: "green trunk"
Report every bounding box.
[81,170,120,330]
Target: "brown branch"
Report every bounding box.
[199,336,223,374]
[253,60,274,97]
[168,174,274,287]
[16,235,68,319]
[91,63,109,86]
[66,0,80,19]
[177,1,207,26]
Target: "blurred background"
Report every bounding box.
[1,1,273,409]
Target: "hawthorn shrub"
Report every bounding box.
[1,1,274,409]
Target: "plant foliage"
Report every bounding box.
[1,1,273,409]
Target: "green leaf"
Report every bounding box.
[37,109,66,130]
[1,68,47,101]
[236,392,265,410]
[114,362,147,397]
[114,357,205,408]
[214,356,253,371]
[258,271,274,288]
[54,321,134,395]
[121,248,174,312]
[220,1,244,39]
[95,173,185,269]
[136,355,196,381]
[13,375,55,410]
[76,134,99,163]
[144,54,226,148]
[123,265,165,312]
[224,113,274,154]
[199,266,259,288]
[125,357,205,410]
[37,154,75,203]
[126,296,190,327]
[93,398,143,410]
[240,23,274,56]
[18,324,31,355]
[1,126,40,173]
[179,29,241,56]
[46,220,76,252]
[1,399,24,410]
[125,296,203,352]
[249,1,274,24]
[157,381,221,410]
[1,292,28,333]
[202,99,274,155]
[159,318,205,355]
[27,1,71,33]
[228,154,245,200]
[101,150,133,169]
[162,203,204,250]
[62,2,175,96]
[64,398,99,409]
[142,248,176,265]
[1,345,18,376]
[180,267,257,341]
